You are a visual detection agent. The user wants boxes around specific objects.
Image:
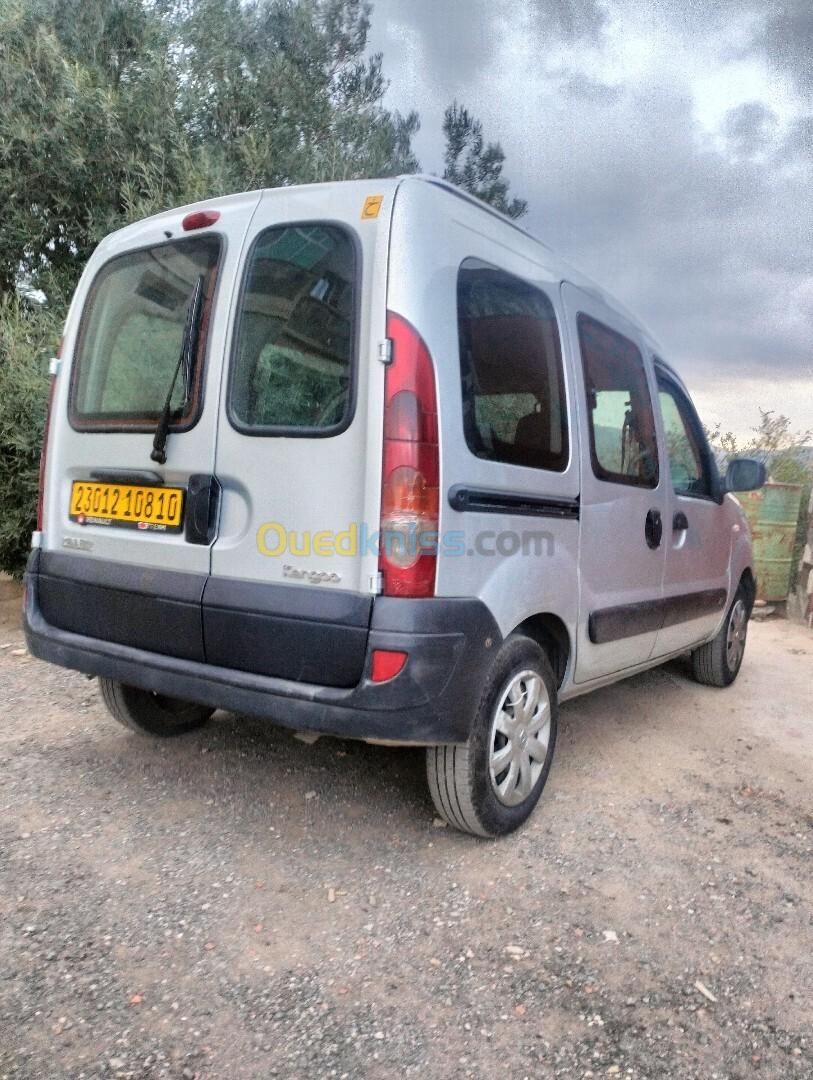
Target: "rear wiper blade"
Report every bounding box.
[150,275,205,465]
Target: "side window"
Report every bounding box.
[229,224,356,434]
[657,377,713,498]
[577,314,659,488]
[457,261,568,472]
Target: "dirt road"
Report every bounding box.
[1,605,811,1080]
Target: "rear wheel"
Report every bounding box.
[426,635,558,837]
[99,678,213,737]
[691,584,750,687]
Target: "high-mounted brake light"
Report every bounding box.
[379,313,439,598]
[182,209,221,231]
[37,338,62,531]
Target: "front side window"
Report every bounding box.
[658,377,713,497]
[578,314,659,488]
[457,262,568,472]
[229,224,356,434]
[70,235,221,428]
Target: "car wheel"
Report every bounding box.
[690,584,750,688]
[426,635,558,837]
[99,677,213,737]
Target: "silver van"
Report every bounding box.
[25,176,766,836]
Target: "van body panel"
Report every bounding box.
[387,178,581,648]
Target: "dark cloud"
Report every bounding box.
[527,0,608,43]
[782,113,813,160]
[759,0,813,92]
[370,0,608,92]
[368,0,813,429]
[723,101,780,157]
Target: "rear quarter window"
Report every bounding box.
[70,235,221,430]
[228,224,357,436]
[457,261,568,472]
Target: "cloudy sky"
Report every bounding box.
[368,0,812,441]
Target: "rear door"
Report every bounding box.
[561,283,668,683]
[46,192,262,576]
[204,183,392,684]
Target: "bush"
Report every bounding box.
[0,298,58,578]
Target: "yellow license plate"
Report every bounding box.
[69,481,185,532]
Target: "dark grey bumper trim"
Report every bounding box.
[24,552,501,745]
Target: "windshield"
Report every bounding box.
[70,235,221,429]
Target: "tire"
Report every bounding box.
[98,678,213,737]
[690,584,750,688]
[426,635,558,837]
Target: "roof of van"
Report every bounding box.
[398,175,684,385]
[400,176,652,337]
[103,174,682,386]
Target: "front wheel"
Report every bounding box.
[426,635,558,837]
[690,584,750,687]
[99,678,213,737]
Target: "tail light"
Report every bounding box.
[379,313,439,598]
[36,340,62,531]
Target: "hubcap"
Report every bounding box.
[488,669,551,807]
[726,598,748,673]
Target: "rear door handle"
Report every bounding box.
[185,474,221,545]
[673,511,689,531]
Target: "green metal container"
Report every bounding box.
[738,482,803,602]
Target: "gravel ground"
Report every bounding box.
[1,606,811,1080]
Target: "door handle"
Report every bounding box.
[184,474,222,545]
[645,508,663,549]
[673,511,689,531]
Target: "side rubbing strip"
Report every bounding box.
[589,589,728,644]
[448,486,580,520]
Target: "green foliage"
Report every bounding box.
[0,298,55,577]
[0,0,529,574]
[166,0,420,189]
[0,0,193,299]
[706,409,812,482]
[442,101,528,219]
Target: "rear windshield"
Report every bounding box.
[229,224,356,435]
[70,235,221,429]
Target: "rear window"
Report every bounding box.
[229,224,357,435]
[457,261,568,472]
[70,235,221,429]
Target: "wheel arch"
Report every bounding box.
[512,612,571,688]
[739,567,757,613]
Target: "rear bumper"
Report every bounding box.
[23,551,500,744]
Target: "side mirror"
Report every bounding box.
[724,457,766,493]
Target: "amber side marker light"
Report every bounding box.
[182,210,221,231]
[370,649,408,683]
